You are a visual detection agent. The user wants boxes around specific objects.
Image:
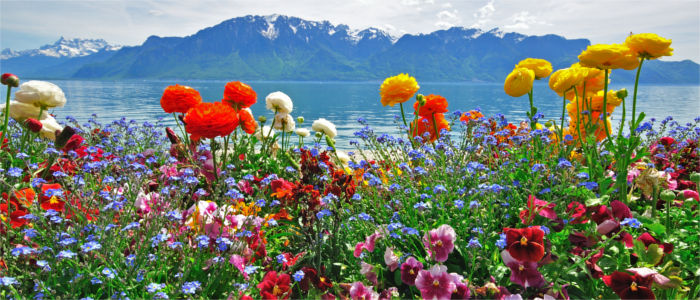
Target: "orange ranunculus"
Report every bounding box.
[460,110,484,123]
[238,108,257,134]
[380,73,420,106]
[160,84,202,114]
[223,81,257,109]
[413,94,448,117]
[412,113,450,142]
[578,44,639,70]
[624,33,673,59]
[184,102,239,141]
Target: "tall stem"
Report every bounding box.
[601,69,612,143]
[210,138,219,184]
[631,58,645,130]
[528,89,535,129]
[559,91,567,147]
[1,86,12,143]
[431,113,439,142]
[399,102,409,129]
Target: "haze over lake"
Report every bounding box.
[40,79,699,150]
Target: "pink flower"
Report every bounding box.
[450,273,471,299]
[349,281,378,300]
[360,262,378,286]
[415,265,456,300]
[682,190,699,201]
[384,247,399,271]
[354,231,383,257]
[229,254,248,279]
[423,224,456,262]
[501,250,545,288]
[400,257,423,286]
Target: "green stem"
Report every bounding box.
[559,91,567,147]
[210,138,219,184]
[601,69,612,144]
[528,89,535,128]
[399,102,409,129]
[431,113,439,142]
[1,85,12,143]
[631,58,645,131]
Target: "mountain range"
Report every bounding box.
[2,15,698,83]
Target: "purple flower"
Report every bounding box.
[400,257,423,286]
[501,250,545,288]
[423,224,456,262]
[353,231,383,257]
[349,281,378,300]
[415,265,456,300]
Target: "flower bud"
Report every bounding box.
[258,116,267,124]
[659,190,675,202]
[616,89,628,100]
[416,94,426,106]
[325,135,336,149]
[297,116,304,124]
[689,172,700,183]
[24,118,43,132]
[1,73,19,87]
[165,127,181,144]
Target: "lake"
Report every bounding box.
[31,79,700,150]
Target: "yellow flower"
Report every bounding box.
[560,63,607,100]
[578,44,640,70]
[380,73,420,106]
[548,68,584,96]
[516,58,553,79]
[504,67,535,97]
[624,33,673,59]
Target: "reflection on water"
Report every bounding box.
[38,80,700,150]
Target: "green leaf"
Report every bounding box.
[585,195,609,207]
[645,222,667,235]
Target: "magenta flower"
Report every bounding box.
[400,257,423,286]
[423,224,456,262]
[415,265,456,300]
[450,273,471,299]
[360,262,378,286]
[501,250,545,288]
[349,281,378,300]
[354,231,383,257]
[384,247,399,272]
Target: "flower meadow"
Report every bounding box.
[1,33,699,300]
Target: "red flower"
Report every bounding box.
[238,109,257,134]
[39,183,65,212]
[183,102,239,141]
[1,201,29,229]
[223,81,257,109]
[413,94,448,117]
[160,84,202,114]
[257,271,291,300]
[411,113,450,142]
[504,227,545,262]
[602,271,655,299]
[62,134,84,152]
[519,195,557,224]
[25,118,43,132]
[460,110,484,123]
[566,201,588,224]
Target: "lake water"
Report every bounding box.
[31,80,700,149]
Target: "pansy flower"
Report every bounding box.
[504,226,545,262]
[423,224,456,262]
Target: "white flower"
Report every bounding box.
[0,101,49,121]
[254,125,275,140]
[336,150,350,164]
[273,113,296,132]
[265,91,293,114]
[15,80,67,108]
[311,118,337,138]
[39,116,63,141]
[295,128,310,137]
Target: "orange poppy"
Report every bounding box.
[183,102,239,141]
[412,113,450,142]
[160,84,202,114]
[413,94,448,117]
[223,81,257,109]
[460,110,484,123]
[238,109,257,134]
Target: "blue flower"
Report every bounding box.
[495,233,507,249]
[81,241,102,253]
[293,270,305,282]
[182,281,201,294]
[7,167,23,177]
[102,267,116,279]
[469,200,480,209]
[467,237,482,248]
[0,277,19,286]
[276,254,287,264]
[147,283,166,293]
[454,200,464,209]
[56,250,77,260]
[91,277,103,285]
[154,292,169,299]
[121,222,140,232]
[578,181,598,190]
[620,218,642,228]
[36,260,51,271]
[11,246,37,256]
[316,209,332,220]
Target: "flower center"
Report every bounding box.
[409,269,415,275]
[436,240,443,247]
[49,196,59,205]
[630,282,638,292]
[273,285,282,295]
[520,236,528,245]
[432,280,440,287]
[518,264,525,271]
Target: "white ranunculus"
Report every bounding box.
[311,118,337,138]
[273,113,296,132]
[254,125,275,140]
[295,128,310,137]
[15,80,67,108]
[335,150,350,164]
[39,116,63,141]
[265,91,293,114]
[0,100,49,121]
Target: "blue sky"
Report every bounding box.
[2,0,698,62]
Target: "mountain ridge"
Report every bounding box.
[2,15,698,83]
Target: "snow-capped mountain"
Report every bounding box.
[1,37,121,59]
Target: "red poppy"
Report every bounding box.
[183,102,239,141]
[411,113,450,142]
[413,94,448,117]
[504,227,545,262]
[39,183,66,212]
[223,81,257,109]
[602,271,655,299]
[160,84,202,114]
[238,109,257,134]
[257,271,291,300]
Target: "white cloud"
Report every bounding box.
[503,11,551,30]
[471,0,496,29]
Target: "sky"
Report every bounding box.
[1,0,699,62]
